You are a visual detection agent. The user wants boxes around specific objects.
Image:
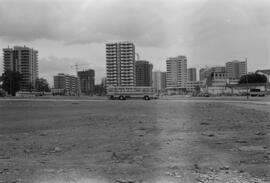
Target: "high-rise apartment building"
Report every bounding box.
[152,71,166,92]
[77,69,95,95]
[3,46,38,91]
[53,73,80,95]
[135,60,153,86]
[106,41,135,87]
[166,56,187,89]
[226,60,247,80]
[187,68,197,81]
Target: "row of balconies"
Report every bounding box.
[106,67,117,69]
[107,71,117,73]
[106,61,117,63]
[120,76,134,78]
[120,64,133,66]
[120,70,133,72]
[120,53,134,55]
[120,69,134,72]
[119,48,133,50]
[106,62,116,65]
[120,63,133,65]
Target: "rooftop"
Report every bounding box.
[256,69,270,75]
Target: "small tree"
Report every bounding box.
[1,70,22,96]
[239,73,267,84]
[36,78,50,93]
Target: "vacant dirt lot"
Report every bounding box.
[0,98,269,183]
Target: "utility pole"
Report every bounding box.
[245,58,249,100]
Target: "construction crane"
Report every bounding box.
[71,63,88,76]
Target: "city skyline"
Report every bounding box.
[0,0,269,86]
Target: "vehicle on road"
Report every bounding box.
[107,86,158,100]
[249,88,265,97]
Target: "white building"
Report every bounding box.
[226,60,247,80]
[166,55,187,94]
[53,73,81,95]
[106,41,135,87]
[152,71,166,93]
[186,81,203,92]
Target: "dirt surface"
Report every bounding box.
[0,98,270,183]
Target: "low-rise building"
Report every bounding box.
[53,73,81,95]
[186,81,203,92]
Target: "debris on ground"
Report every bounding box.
[219,166,230,170]
[165,171,182,178]
[235,140,247,143]
[255,131,266,136]
[200,122,210,125]
[51,147,62,153]
[115,179,135,183]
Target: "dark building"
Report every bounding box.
[77,69,95,95]
[135,60,153,86]
[187,68,197,81]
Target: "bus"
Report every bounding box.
[107,86,158,100]
[249,88,265,97]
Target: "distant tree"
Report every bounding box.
[36,78,50,93]
[1,70,22,96]
[239,73,267,84]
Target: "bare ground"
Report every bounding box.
[0,98,269,183]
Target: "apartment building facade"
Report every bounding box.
[106,42,135,87]
[135,60,153,86]
[226,60,247,80]
[53,73,80,95]
[187,68,197,81]
[152,71,166,93]
[166,56,187,91]
[3,46,38,91]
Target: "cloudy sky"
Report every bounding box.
[0,0,269,85]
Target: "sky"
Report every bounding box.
[0,0,269,86]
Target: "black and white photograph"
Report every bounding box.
[0,0,270,182]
